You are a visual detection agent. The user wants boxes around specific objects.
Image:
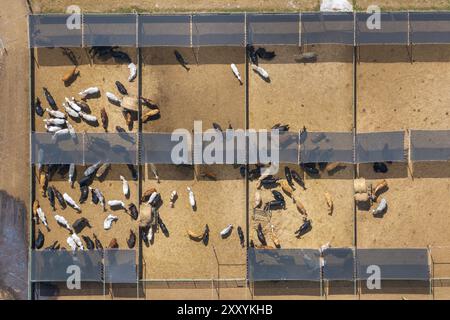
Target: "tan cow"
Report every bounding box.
[324,192,334,215]
[187,229,204,241]
[280,179,294,197]
[141,188,157,203]
[39,172,48,197]
[254,191,262,209]
[270,225,281,248]
[139,209,152,228]
[141,109,160,123]
[292,195,307,216]
[108,238,119,249]
[33,200,40,215]
[61,66,79,84]
[373,179,388,201]
[325,162,341,173]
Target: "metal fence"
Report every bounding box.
[29,12,450,48]
[31,246,450,299]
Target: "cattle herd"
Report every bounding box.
[33,46,390,253]
[34,47,141,252]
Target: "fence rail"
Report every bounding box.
[28,11,450,48]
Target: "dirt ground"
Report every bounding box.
[249,45,353,132]
[32,45,141,284]
[141,164,247,281]
[356,1,450,11]
[10,0,450,300]
[248,45,354,250]
[141,47,246,132]
[30,0,450,13]
[356,165,450,248]
[144,280,249,300]
[34,47,138,133]
[33,165,139,251]
[30,0,320,13]
[249,164,354,249]
[356,45,450,249]
[140,47,247,284]
[357,45,450,132]
[0,0,30,300]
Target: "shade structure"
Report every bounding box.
[356,248,429,281]
[356,12,409,45]
[30,250,103,282]
[104,250,137,284]
[247,13,300,46]
[300,131,354,164]
[410,130,450,162]
[32,132,84,165]
[83,14,137,47]
[84,133,138,165]
[31,132,138,165]
[278,132,300,164]
[142,132,193,164]
[138,14,191,47]
[194,131,248,165]
[322,248,355,281]
[356,131,405,163]
[301,12,354,45]
[410,12,450,44]
[29,14,82,48]
[29,12,450,48]
[192,14,245,46]
[248,248,321,281]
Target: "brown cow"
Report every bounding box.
[324,192,334,215]
[108,238,119,249]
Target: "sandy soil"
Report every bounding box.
[140,164,246,280]
[249,164,354,249]
[356,45,450,249]
[32,45,141,294]
[142,47,246,132]
[0,0,30,300]
[357,45,450,132]
[30,0,450,13]
[249,45,353,132]
[33,165,139,251]
[31,0,319,13]
[140,47,247,282]
[356,167,450,248]
[356,1,450,11]
[144,280,249,300]
[248,45,354,250]
[34,48,138,133]
[20,2,450,300]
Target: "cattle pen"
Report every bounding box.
[27,11,450,300]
